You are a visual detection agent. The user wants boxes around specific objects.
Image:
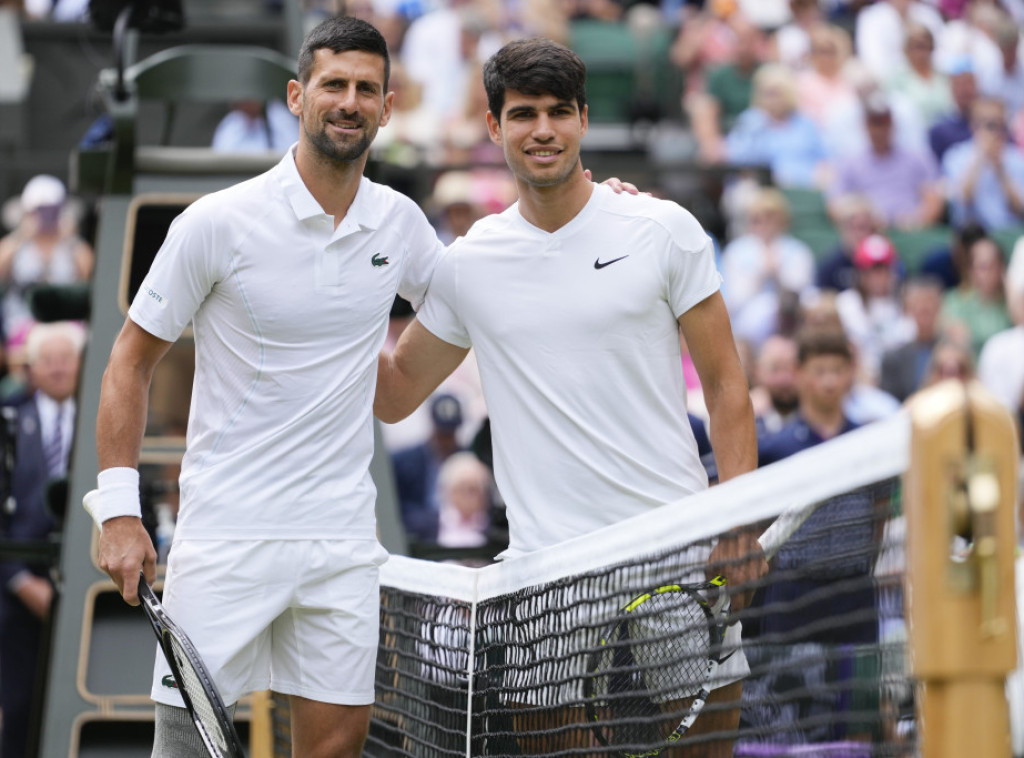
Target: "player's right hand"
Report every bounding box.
[96,515,157,606]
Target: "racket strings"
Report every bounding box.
[588,590,715,751]
[168,636,233,756]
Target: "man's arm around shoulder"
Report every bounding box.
[375,319,470,424]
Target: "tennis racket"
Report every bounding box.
[583,500,822,756]
[138,572,246,758]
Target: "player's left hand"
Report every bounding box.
[708,527,768,615]
[584,169,644,195]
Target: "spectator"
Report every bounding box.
[879,275,947,401]
[795,23,860,129]
[941,234,1013,357]
[686,18,768,163]
[436,451,494,550]
[0,321,85,758]
[885,22,955,129]
[977,235,1024,413]
[428,171,486,246]
[400,0,499,125]
[721,186,817,346]
[928,61,978,163]
[771,0,825,70]
[371,63,444,168]
[210,99,298,154]
[935,0,1005,90]
[822,69,930,168]
[918,221,988,291]
[975,11,1024,118]
[750,333,800,435]
[0,175,94,342]
[835,234,914,384]
[828,92,944,230]
[756,328,885,647]
[669,0,749,100]
[943,97,1024,231]
[817,193,882,293]
[390,393,466,545]
[855,0,946,83]
[921,337,976,387]
[726,63,829,188]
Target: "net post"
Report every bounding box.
[905,379,1019,758]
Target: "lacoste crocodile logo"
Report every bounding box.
[162,674,179,689]
[371,253,390,267]
[594,255,629,270]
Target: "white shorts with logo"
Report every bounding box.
[151,538,388,708]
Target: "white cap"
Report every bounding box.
[20,174,66,212]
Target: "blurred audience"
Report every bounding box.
[686,18,768,163]
[721,186,816,346]
[828,92,944,229]
[391,393,467,546]
[0,321,84,758]
[855,0,946,82]
[977,235,1024,413]
[928,62,979,162]
[0,175,93,343]
[817,193,881,292]
[725,63,829,188]
[210,99,298,154]
[835,234,914,384]
[795,23,860,129]
[941,234,1013,357]
[436,451,494,550]
[750,333,800,435]
[885,22,955,129]
[942,97,1024,231]
[879,275,947,401]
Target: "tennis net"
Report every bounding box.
[368,412,911,757]
[268,406,996,756]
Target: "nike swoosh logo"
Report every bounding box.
[594,255,629,270]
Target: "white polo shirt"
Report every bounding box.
[418,183,721,557]
[129,147,441,540]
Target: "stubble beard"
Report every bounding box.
[305,117,377,164]
[509,145,580,189]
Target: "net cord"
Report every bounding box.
[381,410,910,603]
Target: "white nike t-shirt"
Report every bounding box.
[418,183,722,557]
[130,148,442,540]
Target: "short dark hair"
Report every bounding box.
[297,16,390,88]
[796,328,852,365]
[482,37,587,119]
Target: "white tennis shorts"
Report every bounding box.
[150,538,388,708]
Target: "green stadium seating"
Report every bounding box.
[568,20,680,124]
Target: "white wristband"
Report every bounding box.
[84,467,143,528]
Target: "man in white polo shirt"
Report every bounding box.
[86,17,440,758]
[374,38,765,756]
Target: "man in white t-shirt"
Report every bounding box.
[375,37,765,757]
[85,17,442,758]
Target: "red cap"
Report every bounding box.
[853,234,897,269]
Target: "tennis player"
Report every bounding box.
[376,37,767,756]
[87,17,440,758]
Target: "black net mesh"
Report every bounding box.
[274,419,918,757]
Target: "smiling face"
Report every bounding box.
[288,48,393,165]
[486,90,588,189]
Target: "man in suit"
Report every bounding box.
[879,275,945,402]
[0,321,85,758]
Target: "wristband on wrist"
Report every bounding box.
[85,467,142,528]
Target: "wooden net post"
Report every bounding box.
[905,379,1020,758]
